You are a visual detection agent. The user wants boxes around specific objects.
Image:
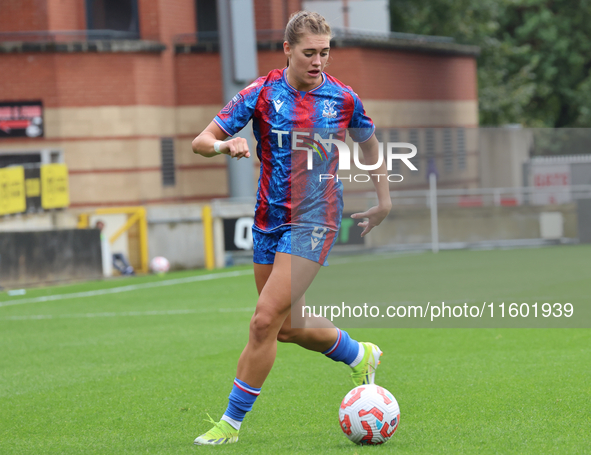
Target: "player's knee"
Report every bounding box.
[250,309,279,342]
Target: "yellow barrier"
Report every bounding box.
[202,205,215,270]
[77,206,149,274]
[77,213,89,229]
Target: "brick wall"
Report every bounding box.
[0,0,49,31]
[258,48,290,76]
[0,0,479,208]
[287,0,303,19]
[253,0,273,30]
[157,0,196,106]
[0,48,476,109]
[175,46,477,107]
[0,52,175,108]
[46,0,86,30]
[138,0,161,40]
[134,55,172,105]
[54,54,138,106]
[0,54,59,105]
[161,0,196,37]
[326,48,478,101]
[253,0,299,30]
[139,0,195,41]
[176,53,223,105]
[0,53,182,109]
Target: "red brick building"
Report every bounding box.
[0,0,480,209]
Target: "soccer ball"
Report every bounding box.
[150,256,170,274]
[339,384,400,445]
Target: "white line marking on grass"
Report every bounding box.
[0,270,254,308]
[1,307,256,321]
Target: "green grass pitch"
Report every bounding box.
[0,245,590,454]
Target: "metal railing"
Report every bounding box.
[356,185,591,207]
[2,27,456,46]
[173,28,455,46]
[0,30,140,43]
[331,27,455,44]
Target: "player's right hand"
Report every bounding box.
[220,137,250,160]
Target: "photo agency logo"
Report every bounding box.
[290,131,418,182]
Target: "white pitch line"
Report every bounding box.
[0,270,254,308]
[1,307,256,321]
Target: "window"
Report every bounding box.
[86,0,139,39]
[49,151,61,163]
[196,0,218,42]
[425,128,435,160]
[457,128,466,170]
[161,138,176,186]
[0,150,64,168]
[0,153,41,168]
[443,128,453,172]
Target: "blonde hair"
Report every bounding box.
[285,11,332,66]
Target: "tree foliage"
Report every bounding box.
[390,0,591,127]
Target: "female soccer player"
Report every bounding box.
[191,11,392,445]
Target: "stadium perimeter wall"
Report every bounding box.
[134,202,582,269]
[146,204,205,270]
[0,203,579,279]
[367,204,578,248]
[0,228,103,287]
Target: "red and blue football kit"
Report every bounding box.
[206,69,379,444]
[214,68,374,265]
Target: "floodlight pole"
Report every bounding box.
[217,0,258,200]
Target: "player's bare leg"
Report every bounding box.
[254,262,337,352]
[194,253,320,445]
[276,309,331,347]
[195,254,379,446]
[256,259,382,385]
[277,300,382,386]
[236,252,322,387]
[272,262,382,388]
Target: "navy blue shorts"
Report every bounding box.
[252,224,338,266]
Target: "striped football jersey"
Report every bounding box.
[214,68,374,232]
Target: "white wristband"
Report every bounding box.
[213,141,223,154]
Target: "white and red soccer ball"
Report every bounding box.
[150,256,170,274]
[339,384,400,445]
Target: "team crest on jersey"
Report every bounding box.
[311,226,328,250]
[322,100,337,118]
[221,93,243,114]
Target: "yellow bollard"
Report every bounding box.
[202,205,215,270]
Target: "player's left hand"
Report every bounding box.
[351,205,391,237]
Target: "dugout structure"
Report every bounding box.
[77,206,149,274]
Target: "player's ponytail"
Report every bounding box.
[284,10,332,67]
